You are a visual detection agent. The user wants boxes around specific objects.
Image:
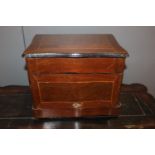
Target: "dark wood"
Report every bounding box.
[0,85,30,94]
[23,34,128,118]
[0,84,155,128]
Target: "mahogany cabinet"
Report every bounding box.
[23,34,128,118]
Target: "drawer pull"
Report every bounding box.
[72,102,82,109]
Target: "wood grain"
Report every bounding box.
[24,34,128,118]
[23,34,128,57]
[26,57,125,73]
[0,83,155,128]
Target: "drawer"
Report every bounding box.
[26,58,125,73]
[31,73,122,110]
[33,106,121,118]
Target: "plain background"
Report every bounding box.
[0,26,155,96]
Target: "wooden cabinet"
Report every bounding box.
[23,34,128,118]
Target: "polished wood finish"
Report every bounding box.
[26,58,125,73]
[0,84,155,129]
[24,34,128,118]
[23,34,128,57]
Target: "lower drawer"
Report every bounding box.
[33,106,121,118]
[30,73,122,115]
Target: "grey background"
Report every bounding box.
[0,26,155,96]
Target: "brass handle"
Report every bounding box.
[72,102,82,109]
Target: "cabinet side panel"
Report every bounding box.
[26,58,40,109]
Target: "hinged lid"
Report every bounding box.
[23,34,129,58]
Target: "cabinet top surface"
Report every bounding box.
[23,34,128,58]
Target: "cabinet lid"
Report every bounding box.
[23,34,129,58]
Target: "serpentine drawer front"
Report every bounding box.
[23,34,128,118]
